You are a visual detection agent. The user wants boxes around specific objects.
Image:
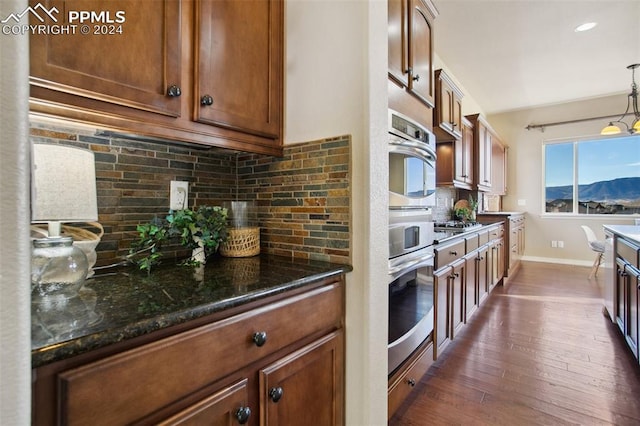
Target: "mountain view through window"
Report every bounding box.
[545,135,640,214]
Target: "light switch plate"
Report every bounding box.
[170,181,189,210]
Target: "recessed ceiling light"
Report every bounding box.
[575,22,597,32]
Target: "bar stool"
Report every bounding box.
[581,225,604,279]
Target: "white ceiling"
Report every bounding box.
[432,0,640,115]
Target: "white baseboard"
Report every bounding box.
[521,255,592,267]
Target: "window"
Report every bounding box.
[544,135,640,215]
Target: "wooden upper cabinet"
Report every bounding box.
[490,136,507,195]
[408,0,435,108]
[29,0,284,155]
[388,0,437,109]
[466,113,495,192]
[388,0,409,87]
[30,0,182,117]
[436,116,473,189]
[195,0,282,139]
[434,69,463,141]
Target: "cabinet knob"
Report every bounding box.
[407,378,416,387]
[252,331,267,347]
[405,67,413,75]
[235,406,251,424]
[166,85,181,97]
[412,74,421,82]
[269,386,284,402]
[450,251,457,256]
[451,272,459,278]
[477,256,484,261]
[200,94,214,106]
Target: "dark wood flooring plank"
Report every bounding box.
[390,261,640,425]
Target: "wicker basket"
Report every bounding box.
[220,227,260,257]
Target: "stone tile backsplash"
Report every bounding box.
[29,120,351,266]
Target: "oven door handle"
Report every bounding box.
[389,255,434,276]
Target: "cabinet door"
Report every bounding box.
[408,0,434,107]
[461,118,474,185]
[616,259,626,333]
[490,137,507,195]
[450,261,465,339]
[476,245,489,305]
[195,0,283,139]
[388,0,409,87]
[625,265,639,358]
[433,266,451,359]
[159,380,251,426]
[452,94,463,138]
[477,124,493,191]
[464,253,478,322]
[30,0,182,117]
[260,331,344,426]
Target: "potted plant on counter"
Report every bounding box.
[129,206,228,272]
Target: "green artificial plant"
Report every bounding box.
[129,206,228,272]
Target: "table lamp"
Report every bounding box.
[31,144,99,299]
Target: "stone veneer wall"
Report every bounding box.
[237,136,351,263]
[29,121,351,266]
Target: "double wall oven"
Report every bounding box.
[387,109,437,375]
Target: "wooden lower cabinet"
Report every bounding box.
[32,278,345,426]
[259,332,344,425]
[450,260,465,340]
[388,339,434,419]
[433,265,452,359]
[464,252,478,322]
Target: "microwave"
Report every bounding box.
[388,109,437,209]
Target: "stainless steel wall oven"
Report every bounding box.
[388,109,437,210]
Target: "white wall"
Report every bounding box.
[488,94,638,265]
[285,0,389,424]
[0,0,31,423]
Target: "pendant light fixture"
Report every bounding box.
[601,63,640,135]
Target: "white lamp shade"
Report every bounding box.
[31,144,98,223]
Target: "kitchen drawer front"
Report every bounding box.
[435,239,465,269]
[388,340,434,419]
[618,237,639,268]
[465,234,479,253]
[488,225,504,241]
[478,230,489,245]
[58,280,344,426]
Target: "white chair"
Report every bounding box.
[581,225,604,279]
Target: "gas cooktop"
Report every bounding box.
[434,221,482,231]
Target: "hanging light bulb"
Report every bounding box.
[602,64,640,135]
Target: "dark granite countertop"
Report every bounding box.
[32,254,352,368]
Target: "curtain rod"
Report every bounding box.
[525,113,623,132]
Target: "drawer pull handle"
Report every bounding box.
[269,386,284,402]
[252,331,268,347]
[235,406,251,424]
[450,251,458,256]
[166,84,181,97]
[200,94,214,106]
[407,378,416,387]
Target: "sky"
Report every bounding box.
[545,135,640,187]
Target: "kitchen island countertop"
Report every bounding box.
[603,224,640,246]
[32,254,352,368]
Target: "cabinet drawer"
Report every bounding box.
[435,239,465,269]
[478,230,489,245]
[488,226,503,241]
[388,341,434,419]
[58,281,343,426]
[618,238,640,268]
[465,234,479,253]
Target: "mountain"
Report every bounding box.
[546,177,640,202]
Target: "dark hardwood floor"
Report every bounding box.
[390,261,640,425]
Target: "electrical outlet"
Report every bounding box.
[557,240,564,248]
[170,181,188,210]
[551,240,557,248]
